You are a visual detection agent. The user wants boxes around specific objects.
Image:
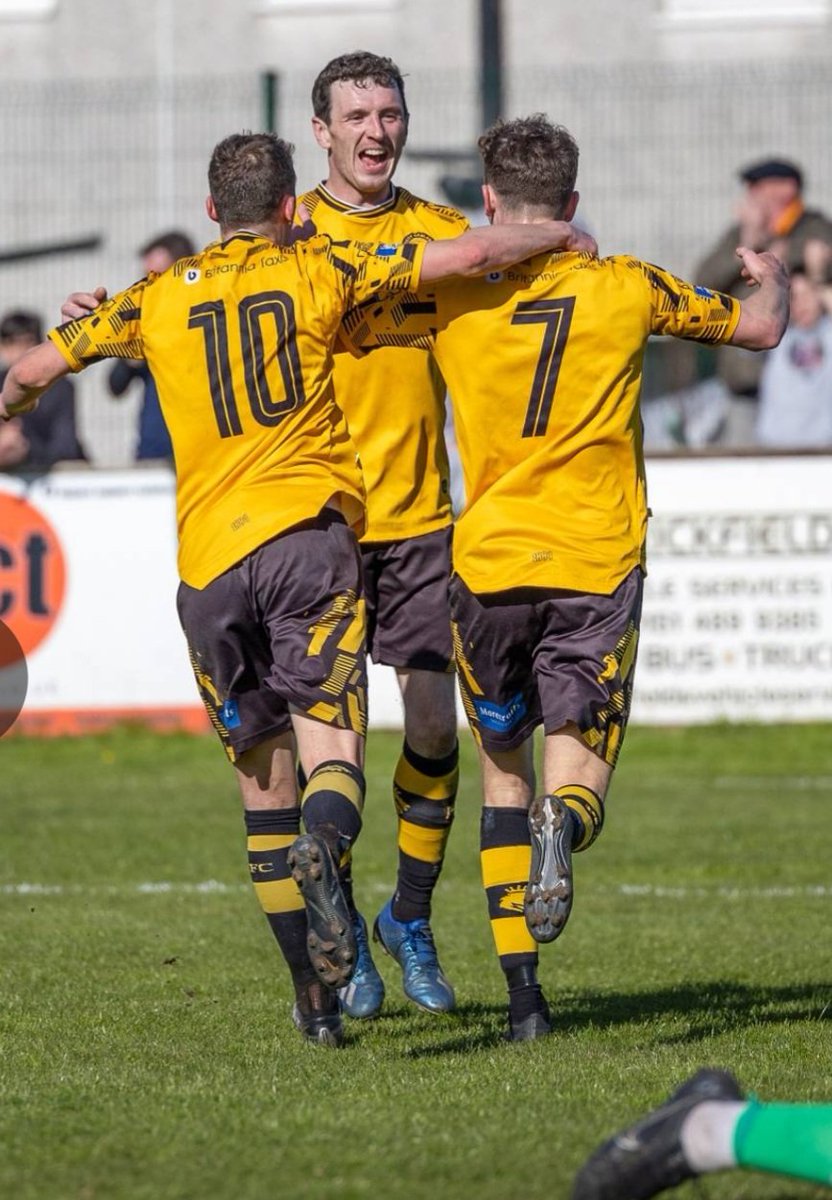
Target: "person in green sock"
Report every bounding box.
[572,1067,832,1198]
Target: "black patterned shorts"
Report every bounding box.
[360,525,453,672]
[450,567,644,766]
[177,511,367,761]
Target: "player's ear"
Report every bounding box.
[311,116,331,152]
[205,194,219,223]
[482,183,497,224]
[564,190,579,222]
[281,194,296,225]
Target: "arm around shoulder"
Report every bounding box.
[419,221,596,283]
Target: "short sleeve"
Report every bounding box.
[47,280,146,371]
[643,262,740,344]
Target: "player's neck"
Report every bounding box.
[220,222,285,245]
[321,179,395,211]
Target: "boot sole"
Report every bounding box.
[288,833,356,989]
[525,795,573,943]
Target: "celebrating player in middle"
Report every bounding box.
[301,51,471,1020]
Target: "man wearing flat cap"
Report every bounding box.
[694,157,832,446]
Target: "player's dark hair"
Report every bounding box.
[208,132,297,230]
[312,51,409,124]
[139,230,196,262]
[0,308,42,343]
[478,115,578,217]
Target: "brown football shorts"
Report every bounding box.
[360,525,453,672]
[177,511,367,761]
[450,567,644,766]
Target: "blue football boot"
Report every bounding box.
[373,897,455,1014]
[338,911,385,1019]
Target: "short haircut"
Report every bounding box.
[208,132,296,230]
[139,230,196,262]
[478,114,579,217]
[0,309,42,343]
[311,50,408,124]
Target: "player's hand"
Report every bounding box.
[566,226,598,257]
[289,202,317,245]
[735,246,789,289]
[60,285,108,322]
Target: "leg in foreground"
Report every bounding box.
[572,1067,832,1199]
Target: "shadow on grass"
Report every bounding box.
[400,980,830,1058]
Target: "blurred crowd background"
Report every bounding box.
[0,0,830,467]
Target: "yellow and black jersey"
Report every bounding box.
[298,184,469,541]
[48,231,425,588]
[342,253,740,595]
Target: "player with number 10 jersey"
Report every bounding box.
[48,231,424,591]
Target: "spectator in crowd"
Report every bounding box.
[695,157,832,446]
[107,230,196,462]
[756,266,832,448]
[0,309,85,471]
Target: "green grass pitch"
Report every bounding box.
[2,724,831,1200]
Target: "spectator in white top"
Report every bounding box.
[756,268,832,448]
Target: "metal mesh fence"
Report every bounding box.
[0,61,829,464]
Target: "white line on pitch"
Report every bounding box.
[2,881,831,900]
[713,776,832,790]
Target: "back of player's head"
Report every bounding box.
[0,308,42,344]
[311,51,409,124]
[208,132,297,230]
[139,230,196,263]
[478,115,578,218]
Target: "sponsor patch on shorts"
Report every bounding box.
[473,692,527,733]
[220,699,241,730]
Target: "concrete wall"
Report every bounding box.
[0,0,830,81]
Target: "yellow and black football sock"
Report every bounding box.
[245,806,310,982]
[301,759,365,898]
[480,806,539,1011]
[555,783,605,851]
[392,739,459,922]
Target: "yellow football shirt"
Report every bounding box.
[343,253,740,595]
[48,231,426,588]
[298,185,469,541]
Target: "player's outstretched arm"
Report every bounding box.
[0,342,71,419]
[729,247,790,350]
[420,221,596,283]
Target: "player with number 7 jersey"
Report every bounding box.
[344,250,740,600]
[341,114,788,1043]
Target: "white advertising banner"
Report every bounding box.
[1,457,830,735]
[0,467,406,734]
[633,455,832,724]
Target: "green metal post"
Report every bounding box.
[261,70,279,133]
